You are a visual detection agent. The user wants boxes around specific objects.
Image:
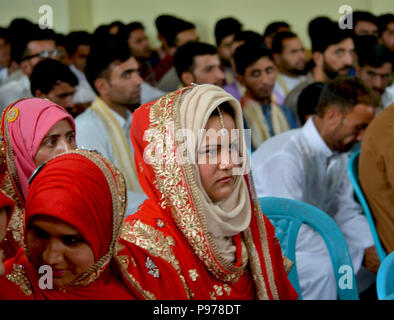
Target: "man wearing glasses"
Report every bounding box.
[0,27,59,111]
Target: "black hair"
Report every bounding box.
[65,31,91,56]
[85,38,131,95]
[263,21,290,37]
[121,21,145,41]
[210,101,236,119]
[297,82,325,124]
[173,42,217,80]
[309,18,353,53]
[30,59,78,95]
[353,11,378,27]
[355,36,393,68]
[214,17,243,46]
[233,40,272,75]
[233,30,264,44]
[315,76,379,116]
[155,15,195,48]
[0,27,9,42]
[378,13,394,36]
[271,31,298,54]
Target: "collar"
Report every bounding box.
[302,116,334,160]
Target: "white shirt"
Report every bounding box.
[69,64,96,103]
[273,72,306,106]
[75,105,147,215]
[0,74,32,112]
[251,117,374,298]
[382,83,394,108]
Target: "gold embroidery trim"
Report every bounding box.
[119,219,192,299]
[6,264,32,296]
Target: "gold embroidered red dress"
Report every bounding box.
[115,85,298,300]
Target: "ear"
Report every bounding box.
[20,60,31,77]
[237,74,245,86]
[272,53,281,66]
[181,72,194,86]
[94,78,109,97]
[323,105,342,127]
[313,51,323,67]
[34,89,46,98]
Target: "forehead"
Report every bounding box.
[325,37,354,52]
[52,81,77,92]
[193,54,220,68]
[110,56,136,74]
[220,34,235,46]
[176,29,198,46]
[27,39,56,53]
[344,103,375,124]
[361,62,392,74]
[355,20,377,29]
[282,37,303,50]
[130,28,146,39]
[246,56,274,71]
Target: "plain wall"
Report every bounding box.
[0,0,392,48]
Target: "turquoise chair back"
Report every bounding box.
[259,196,359,300]
[347,150,387,262]
[377,251,394,300]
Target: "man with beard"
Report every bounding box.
[233,40,298,151]
[355,36,393,108]
[252,77,380,299]
[271,31,307,106]
[284,18,354,124]
[75,39,147,215]
[173,41,225,87]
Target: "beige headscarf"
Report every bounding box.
[178,84,251,264]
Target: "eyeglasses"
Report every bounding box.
[21,49,61,61]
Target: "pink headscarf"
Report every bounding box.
[4,98,75,199]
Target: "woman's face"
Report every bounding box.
[34,119,76,166]
[26,215,95,288]
[197,112,241,202]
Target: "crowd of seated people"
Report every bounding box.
[0,10,393,300]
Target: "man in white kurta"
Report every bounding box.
[251,77,379,299]
[75,42,147,217]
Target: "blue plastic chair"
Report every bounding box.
[376,251,394,300]
[347,150,387,262]
[259,196,359,300]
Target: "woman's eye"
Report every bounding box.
[44,138,56,147]
[31,226,49,239]
[62,236,83,246]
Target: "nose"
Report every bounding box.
[133,72,143,86]
[57,138,74,154]
[42,239,64,266]
[372,75,383,89]
[216,67,225,82]
[218,149,235,170]
[343,51,353,67]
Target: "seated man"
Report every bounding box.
[214,17,243,85]
[252,77,380,299]
[75,39,147,216]
[355,36,393,108]
[271,31,308,107]
[0,27,59,111]
[30,59,87,118]
[173,41,224,87]
[233,41,298,151]
[359,102,394,254]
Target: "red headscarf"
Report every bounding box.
[115,85,298,300]
[0,150,136,300]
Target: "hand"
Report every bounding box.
[363,246,380,273]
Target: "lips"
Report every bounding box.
[217,176,233,183]
[52,269,67,278]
